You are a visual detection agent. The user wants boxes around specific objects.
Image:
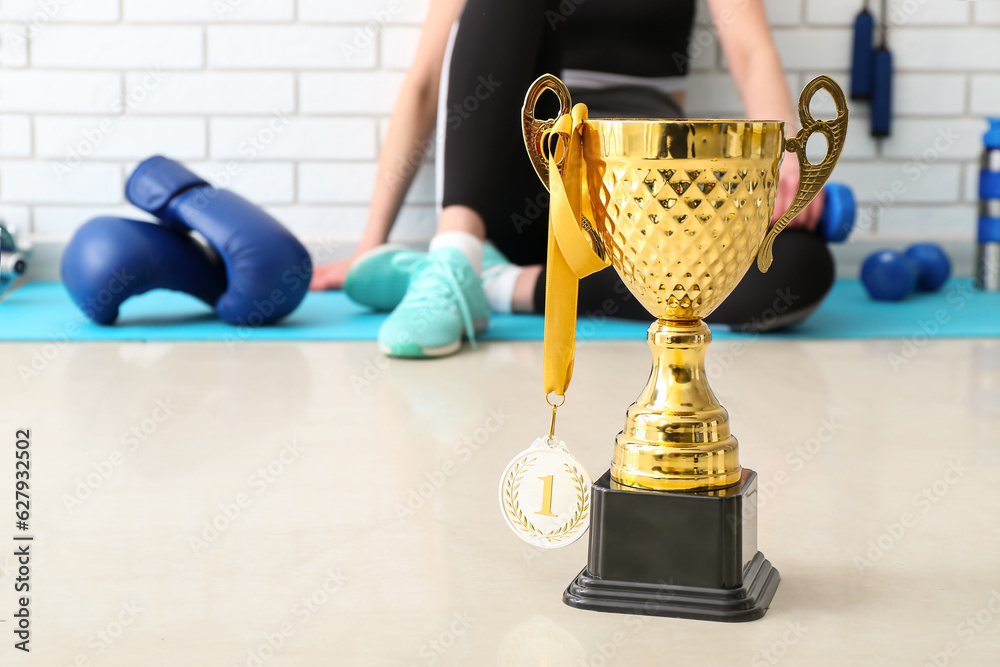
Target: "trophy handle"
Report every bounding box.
[522,74,573,190]
[756,75,849,272]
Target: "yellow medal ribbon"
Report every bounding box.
[542,104,609,407]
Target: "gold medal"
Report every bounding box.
[499,96,602,550]
[499,435,591,549]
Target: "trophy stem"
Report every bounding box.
[611,319,742,492]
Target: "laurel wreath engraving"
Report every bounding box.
[502,458,590,541]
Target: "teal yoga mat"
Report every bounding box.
[0,280,998,342]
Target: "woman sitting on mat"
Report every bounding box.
[310,0,833,358]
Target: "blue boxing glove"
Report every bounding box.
[61,217,226,325]
[125,156,312,326]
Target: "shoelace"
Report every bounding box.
[392,252,479,349]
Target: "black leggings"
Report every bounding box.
[441,0,834,331]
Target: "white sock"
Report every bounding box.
[482,264,523,314]
[429,231,484,275]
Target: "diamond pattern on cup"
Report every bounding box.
[593,158,779,320]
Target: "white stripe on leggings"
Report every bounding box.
[435,21,460,218]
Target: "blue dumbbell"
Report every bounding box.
[861,243,952,301]
[817,183,856,242]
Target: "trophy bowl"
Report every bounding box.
[582,118,784,321]
[523,74,847,493]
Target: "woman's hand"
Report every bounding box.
[309,257,354,291]
[771,154,825,232]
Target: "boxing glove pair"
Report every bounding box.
[62,157,312,326]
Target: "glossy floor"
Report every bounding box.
[1,337,998,666]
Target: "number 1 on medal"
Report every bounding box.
[498,436,592,548]
[535,475,557,517]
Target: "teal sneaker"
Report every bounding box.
[343,244,424,311]
[378,247,489,358]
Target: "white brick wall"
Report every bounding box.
[0,0,997,248]
[122,72,297,114]
[0,0,120,23]
[122,0,295,23]
[32,26,205,69]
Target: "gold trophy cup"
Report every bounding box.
[522,74,847,620]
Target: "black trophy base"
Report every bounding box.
[563,469,780,622]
